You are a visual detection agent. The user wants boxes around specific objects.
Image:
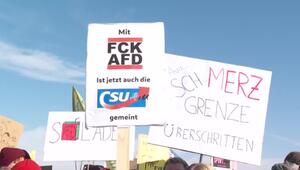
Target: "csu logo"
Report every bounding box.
[97,87,149,110]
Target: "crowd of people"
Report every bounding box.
[163,151,300,170]
[163,157,213,170]
[0,146,299,170]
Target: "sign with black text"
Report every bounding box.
[44,112,135,161]
[86,23,169,126]
[148,54,272,165]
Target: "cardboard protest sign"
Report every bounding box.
[0,115,24,149]
[85,22,169,126]
[43,112,135,161]
[148,54,272,165]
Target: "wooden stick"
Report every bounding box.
[116,127,130,170]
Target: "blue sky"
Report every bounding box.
[0,0,299,169]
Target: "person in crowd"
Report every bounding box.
[271,151,300,170]
[163,157,189,170]
[284,151,300,170]
[11,159,41,170]
[271,163,290,170]
[188,163,197,170]
[188,163,213,170]
[0,147,41,170]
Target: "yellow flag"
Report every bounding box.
[72,86,85,111]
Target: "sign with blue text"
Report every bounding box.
[43,112,135,161]
[148,54,272,165]
[85,23,169,126]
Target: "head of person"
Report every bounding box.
[11,159,41,170]
[164,157,189,170]
[188,163,213,170]
[284,152,300,170]
[0,147,31,170]
[271,163,289,170]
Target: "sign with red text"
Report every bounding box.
[85,23,169,126]
[44,112,135,161]
[148,54,272,165]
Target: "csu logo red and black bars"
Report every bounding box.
[107,37,143,70]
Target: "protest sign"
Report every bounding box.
[137,134,170,170]
[85,22,169,126]
[43,112,135,161]
[211,157,236,170]
[148,54,272,165]
[0,115,24,149]
[213,157,230,168]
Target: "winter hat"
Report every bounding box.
[271,163,289,170]
[284,151,300,165]
[0,147,30,167]
[11,159,41,170]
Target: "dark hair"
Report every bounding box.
[284,151,300,165]
[271,163,289,170]
[163,157,188,170]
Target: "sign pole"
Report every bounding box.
[116,127,130,170]
[199,154,203,163]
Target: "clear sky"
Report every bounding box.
[0,0,299,169]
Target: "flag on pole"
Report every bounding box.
[72,86,85,112]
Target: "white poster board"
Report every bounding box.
[43,112,135,161]
[85,22,169,126]
[148,54,272,165]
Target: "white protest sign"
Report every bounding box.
[85,22,169,126]
[148,54,272,165]
[43,112,135,161]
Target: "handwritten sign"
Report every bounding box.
[148,54,272,165]
[0,115,24,149]
[85,23,169,126]
[139,160,165,170]
[44,112,135,161]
